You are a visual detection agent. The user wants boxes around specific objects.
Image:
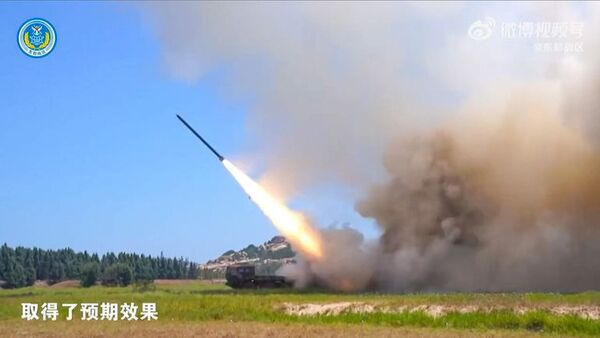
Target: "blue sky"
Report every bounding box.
[0,2,328,261]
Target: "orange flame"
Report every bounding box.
[222,159,323,260]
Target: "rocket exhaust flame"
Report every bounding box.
[177,115,322,260]
[222,159,323,260]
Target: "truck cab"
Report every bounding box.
[225,264,256,288]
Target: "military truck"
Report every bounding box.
[225,264,291,288]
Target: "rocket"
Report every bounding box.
[176,114,224,162]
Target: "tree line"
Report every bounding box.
[0,244,199,288]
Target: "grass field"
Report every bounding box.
[1,281,600,337]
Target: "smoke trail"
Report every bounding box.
[148,2,600,291]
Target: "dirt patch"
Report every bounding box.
[551,305,600,320]
[33,280,49,287]
[282,302,600,320]
[49,280,80,288]
[281,302,376,316]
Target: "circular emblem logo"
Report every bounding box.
[17,18,57,58]
[468,17,496,41]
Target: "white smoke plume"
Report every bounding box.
[147,2,600,291]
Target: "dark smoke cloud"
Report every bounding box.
[355,87,600,291]
[289,82,600,292]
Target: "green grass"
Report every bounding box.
[1,282,600,336]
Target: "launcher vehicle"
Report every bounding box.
[225,264,292,288]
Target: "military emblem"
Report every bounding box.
[18,18,56,58]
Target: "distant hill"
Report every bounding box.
[199,236,296,279]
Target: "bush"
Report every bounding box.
[101,264,132,287]
[80,262,100,287]
[133,279,156,293]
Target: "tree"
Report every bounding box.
[0,244,199,289]
[135,263,154,283]
[24,266,36,286]
[101,263,133,287]
[80,262,100,287]
[48,262,65,284]
[187,262,199,279]
[3,261,26,288]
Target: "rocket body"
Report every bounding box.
[176,114,224,162]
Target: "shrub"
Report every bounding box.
[101,263,132,287]
[133,279,156,293]
[80,262,100,287]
